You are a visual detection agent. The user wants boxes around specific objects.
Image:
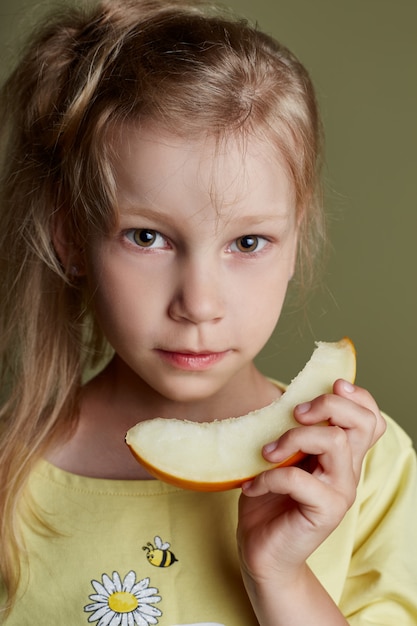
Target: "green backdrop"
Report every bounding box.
[1,0,416,445]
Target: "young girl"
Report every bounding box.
[0,1,416,624]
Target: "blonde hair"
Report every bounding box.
[0,0,324,611]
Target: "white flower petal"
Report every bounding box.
[97,610,117,626]
[122,570,136,592]
[134,577,150,592]
[88,594,109,603]
[109,612,123,626]
[135,589,161,603]
[137,595,161,605]
[133,585,157,597]
[130,582,146,596]
[87,604,112,623]
[112,571,123,593]
[102,573,116,595]
[138,604,162,617]
[132,611,148,626]
[143,614,160,626]
[92,580,111,597]
[85,602,107,612]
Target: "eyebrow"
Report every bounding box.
[120,206,291,225]
[226,213,292,225]
[121,206,175,220]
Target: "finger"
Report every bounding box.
[242,464,356,527]
[294,387,384,450]
[263,424,355,487]
[332,380,386,443]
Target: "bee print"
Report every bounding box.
[143,536,178,568]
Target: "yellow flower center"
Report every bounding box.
[108,591,138,613]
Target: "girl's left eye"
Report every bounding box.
[230,235,267,254]
[125,229,167,249]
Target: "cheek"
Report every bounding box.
[259,283,288,329]
[85,252,136,338]
[86,251,174,345]
[238,268,290,346]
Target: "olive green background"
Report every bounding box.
[1,0,416,444]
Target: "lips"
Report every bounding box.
[155,349,230,371]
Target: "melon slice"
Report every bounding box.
[126,338,356,491]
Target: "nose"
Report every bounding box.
[168,257,225,324]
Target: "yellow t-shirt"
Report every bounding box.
[2,414,417,625]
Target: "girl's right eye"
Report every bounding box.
[125,229,167,249]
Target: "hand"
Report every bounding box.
[237,380,386,586]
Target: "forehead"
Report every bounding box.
[109,123,295,218]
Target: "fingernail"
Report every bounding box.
[263,441,278,455]
[296,401,311,414]
[242,479,253,492]
[342,380,355,393]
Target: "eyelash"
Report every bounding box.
[229,235,268,254]
[124,229,269,254]
[124,229,168,249]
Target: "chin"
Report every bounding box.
[151,375,228,407]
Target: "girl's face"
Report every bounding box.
[85,125,298,410]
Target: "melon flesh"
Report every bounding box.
[126,338,356,491]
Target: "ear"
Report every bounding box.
[52,211,85,278]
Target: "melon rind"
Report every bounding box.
[126,338,356,490]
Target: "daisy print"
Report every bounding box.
[84,570,162,626]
